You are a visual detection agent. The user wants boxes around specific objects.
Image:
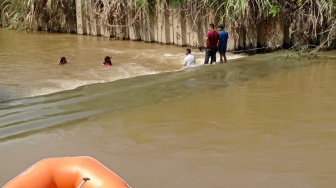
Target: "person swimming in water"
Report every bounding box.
[103,56,112,66]
[57,57,67,65]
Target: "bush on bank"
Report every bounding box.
[0,0,335,50]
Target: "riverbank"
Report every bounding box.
[1,0,335,51]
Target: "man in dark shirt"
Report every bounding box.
[204,23,219,64]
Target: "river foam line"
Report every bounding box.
[1,53,246,102]
[25,54,246,99]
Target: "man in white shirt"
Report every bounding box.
[184,48,196,66]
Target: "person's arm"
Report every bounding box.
[205,33,209,47]
[184,57,188,66]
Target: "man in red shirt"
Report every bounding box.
[204,23,219,64]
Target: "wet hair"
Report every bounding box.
[198,46,206,52]
[218,24,224,29]
[103,56,112,66]
[186,48,191,54]
[209,24,215,29]
[60,57,67,64]
[104,56,111,62]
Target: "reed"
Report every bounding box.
[0,0,75,31]
[0,0,34,30]
[186,0,336,50]
[0,0,335,50]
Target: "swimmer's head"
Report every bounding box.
[198,46,206,52]
[60,57,67,64]
[104,56,111,62]
[186,48,191,55]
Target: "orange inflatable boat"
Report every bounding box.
[4,156,131,188]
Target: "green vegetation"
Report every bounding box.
[0,0,76,32]
[178,0,335,50]
[0,0,335,50]
[0,0,33,30]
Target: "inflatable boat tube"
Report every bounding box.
[4,156,130,188]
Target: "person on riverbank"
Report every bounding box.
[103,56,112,66]
[218,24,229,63]
[204,23,219,64]
[57,57,67,65]
[184,48,196,66]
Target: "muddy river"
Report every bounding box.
[1,28,336,187]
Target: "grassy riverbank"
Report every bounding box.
[0,0,335,51]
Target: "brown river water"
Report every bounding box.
[1,28,336,187]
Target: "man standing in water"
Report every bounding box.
[204,23,219,64]
[184,48,196,66]
[218,24,229,63]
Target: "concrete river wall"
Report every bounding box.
[74,0,286,52]
[3,0,331,52]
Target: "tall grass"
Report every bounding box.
[0,0,335,49]
[0,0,34,30]
[178,0,336,50]
[0,0,75,31]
